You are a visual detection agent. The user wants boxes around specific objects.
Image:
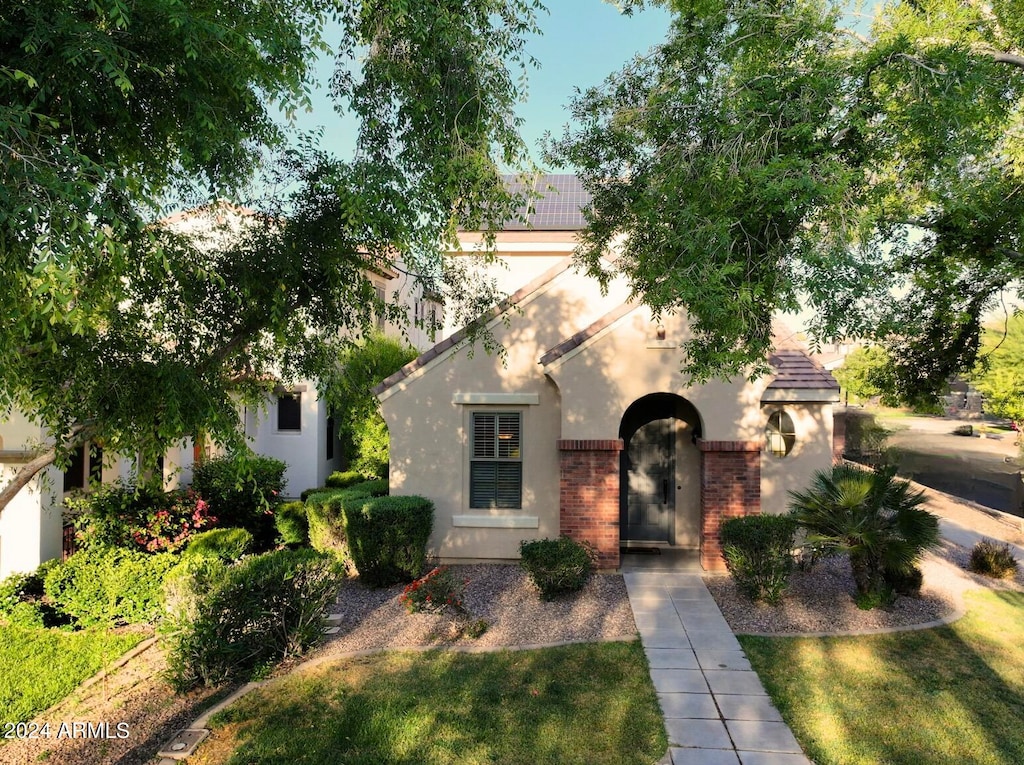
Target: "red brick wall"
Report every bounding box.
[558,439,623,569]
[698,440,761,571]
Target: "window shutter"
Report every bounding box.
[469,412,522,509]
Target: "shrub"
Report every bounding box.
[519,536,595,601]
[341,495,433,587]
[789,465,940,607]
[183,528,254,562]
[44,547,177,627]
[162,548,344,690]
[952,424,974,437]
[884,564,924,596]
[0,560,66,627]
[399,566,466,614]
[275,501,309,546]
[306,481,389,567]
[720,514,798,605]
[969,539,1019,579]
[68,482,214,553]
[190,454,287,548]
[325,470,366,489]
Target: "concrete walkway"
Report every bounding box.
[624,572,811,765]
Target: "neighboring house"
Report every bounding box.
[0,206,441,580]
[376,175,841,570]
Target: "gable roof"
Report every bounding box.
[373,257,574,396]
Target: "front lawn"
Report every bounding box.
[741,590,1024,765]
[193,640,666,765]
[0,624,146,726]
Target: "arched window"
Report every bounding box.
[765,410,796,457]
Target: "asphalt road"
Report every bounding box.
[872,412,1023,516]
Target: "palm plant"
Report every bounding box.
[789,465,940,607]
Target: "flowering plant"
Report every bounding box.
[399,566,467,614]
[130,489,217,553]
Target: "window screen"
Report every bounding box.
[470,412,522,508]
[278,393,302,431]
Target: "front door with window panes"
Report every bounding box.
[470,413,522,508]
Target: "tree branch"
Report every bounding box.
[0,423,92,518]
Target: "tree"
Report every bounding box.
[971,313,1024,424]
[322,333,418,477]
[0,0,545,516]
[832,346,898,406]
[546,0,1024,391]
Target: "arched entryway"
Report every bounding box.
[619,393,702,548]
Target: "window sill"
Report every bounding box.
[453,514,539,529]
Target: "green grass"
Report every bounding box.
[195,640,666,765]
[0,624,145,726]
[741,590,1024,765]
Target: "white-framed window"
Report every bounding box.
[277,392,302,432]
[470,412,522,509]
[765,409,796,457]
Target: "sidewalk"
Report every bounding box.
[624,572,811,765]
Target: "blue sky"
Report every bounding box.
[290,1,671,170]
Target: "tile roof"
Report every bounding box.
[539,303,638,366]
[766,350,840,389]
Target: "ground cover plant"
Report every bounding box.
[740,590,1024,765]
[193,640,666,765]
[969,539,1019,579]
[0,624,145,726]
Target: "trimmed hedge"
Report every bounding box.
[183,527,254,562]
[44,547,177,627]
[341,495,433,587]
[275,501,309,546]
[519,536,595,601]
[306,480,390,568]
[325,470,367,489]
[162,549,344,690]
[720,514,798,605]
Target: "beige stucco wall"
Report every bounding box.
[544,306,770,443]
[759,402,835,515]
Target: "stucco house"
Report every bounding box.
[376,175,841,570]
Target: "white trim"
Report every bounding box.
[761,389,841,403]
[452,514,539,529]
[453,392,540,406]
[646,341,677,349]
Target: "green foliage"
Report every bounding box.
[325,471,367,489]
[971,315,1024,424]
[275,501,309,547]
[190,454,286,548]
[720,515,798,605]
[518,536,596,601]
[305,480,389,566]
[0,624,145,725]
[44,547,177,627]
[834,347,899,405]
[161,549,344,690]
[883,564,924,597]
[0,559,65,628]
[842,413,895,468]
[183,528,254,562]
[0,0,541,524]
[547,0,1024,399]
[399,566,467,614]
[969,539,1019,579]
[341,496,434,587]
[321,334,418,479]
[789,465,941,607]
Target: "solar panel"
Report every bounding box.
[501,174,591,230]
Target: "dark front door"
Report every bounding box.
[624,418,674,542]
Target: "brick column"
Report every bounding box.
[698,440,761,571]
[558,439,623,570]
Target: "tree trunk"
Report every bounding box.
[0,447,60,516]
